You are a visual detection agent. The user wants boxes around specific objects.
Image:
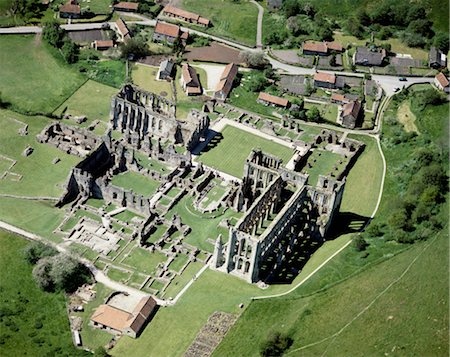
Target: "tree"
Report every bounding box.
[433,32,450,54]
[32,258,54,291]
[24,242,58,265]
[61,39,78,64]
[306,106,321,122]
[260,332,293,357]
[282,0,301,18]
[329,54,336,66]
[42,20,64,48]
[120,38,149,60]
[172,36,184,56]
[353,235,368,251]
[239,50,268,69]
[247,73,268,92]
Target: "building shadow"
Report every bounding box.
[191,129,223,155]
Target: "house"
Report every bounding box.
[364,79,377,97]
[257,92,289,108]
[59,0,81,18]
[94,40,114,51]
[303,42,328,56]
[340,100,361,129]
[181,63,202,95]
[153,21,189,45]
[91,296,157,338]
[214,63,238,101]
[434,72,449,93]
[162,5,210,27]
[331,93,350,105]
[313,72,337,89]
[115,18,131,42]
[302,41,344,56]
[113,1,139,12]
[429,47,447,69]
[157,59,175,80]
[353,47,387,66]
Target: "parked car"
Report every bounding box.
[399,77,407,81]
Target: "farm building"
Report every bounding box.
[214,63,238,101]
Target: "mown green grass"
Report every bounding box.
[0,35,85,113]
[179,0,257,46]
[0,197,65,241]
[199,125,294,177]
[162,261,203,299]
[54,79,117,123]
[341,135,383,217]
[0,110,81,197]
[303,149,346,186]
[168,254,190,272]
[121,247,167,275]
[111,171,161,196]
[0,230,90,357]
[84,0,112,14]
[214,228,448,356]
[131,64,174,98]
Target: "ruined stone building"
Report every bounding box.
[110,85,209,151]
[211,149,346,283]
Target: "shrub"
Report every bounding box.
[24,242,58,265]
[260,332,293,357]
[353,235,368,251]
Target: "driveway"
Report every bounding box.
[194,63,225,91]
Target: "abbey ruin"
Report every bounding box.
[36,84,364,287]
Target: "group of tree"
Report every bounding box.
[42,20,79,64]
[239,50,269,69]
[347,0,448,51]
[260,332,293,356]
[25,242,92,293]
[10,0,43,20]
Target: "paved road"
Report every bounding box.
[250,0,264,48]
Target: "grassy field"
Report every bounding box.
[340,135,383,217]
[162,262,203,299]
[0,35,85,113]
[0,110,81,197]
[0,230,90,357]
[84,0,113,14]
[121,247,167,275]
[199,125,294,177]
[304,102,339,124]
[214,228,448,356]
[303,150,346,186]
[54,80,117,124]
[131,64,174,99]
[111,171,161,196]
[179,0,257,46]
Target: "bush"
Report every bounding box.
[260,332,293,357]
[120,38,150,60]
[239,50,269,69]
[353,235,368,251]
[247,73,269,92]
[42,20,65,48]
[306,106,321,122]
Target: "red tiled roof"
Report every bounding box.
[314,72,336,84]
[163,5,210,26]
[91,305,132,331]
[116,18,130,37]
[95,40,114,48]
[113,1,139,10]
[59,2,80,14]
[198,17,210,26]
[331,93,348,103]
[325,41,343,52]
[258,92,289,107]
[303,41,328,54]
[182,63,201,91]
[215,63,238,97]
[154,21,181,38]
[342,100,361,118]
[435,72,449,87]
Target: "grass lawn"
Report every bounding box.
[0,197,65,241]
[121,247,167,275]
[76,59,126,89]
[107,267,131,283]
[0,110,81,197]
[0,35,85,113]
[168,254,190,272]
[161,262,203,299]
[135,152,171,174]
[340,135,383,218]
[113,209,143,223]
[111,171,161,196]
[305,102,339,124]
[198,125,294,178]
[0,230,90,357]
[85,198,105,209]
[144,224,168,244]
[131,64,174,98]
[200,184,227,209]
[214,229,448,356]
[84,0,112,14]
[179,0,257,46]
[54,79,117,123]
[165,196,241,252]
[302,149,347,186]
